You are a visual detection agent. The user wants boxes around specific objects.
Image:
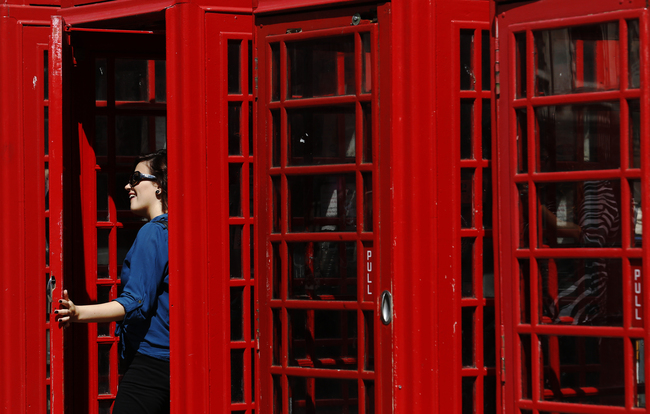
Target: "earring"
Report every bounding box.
[156,189,161,195]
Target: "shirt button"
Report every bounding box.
[138,300,142,304]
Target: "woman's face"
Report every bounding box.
[124,161,164,219]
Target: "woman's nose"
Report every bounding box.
[125,182,131,191]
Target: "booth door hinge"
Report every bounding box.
[500,324,506,381]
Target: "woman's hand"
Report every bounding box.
[56,289,78,328]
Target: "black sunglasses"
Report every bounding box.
[129,171,157,187]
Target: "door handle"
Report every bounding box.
[46,275,57,314]
[380,290,393,325]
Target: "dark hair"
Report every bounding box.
[136,149,168,212]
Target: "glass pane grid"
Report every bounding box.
[459,24,498,414]
[92,54,166,406]
[228,35,258,413]
[266,27,378,414]
[512,16,644,411]
[43,48,53,413]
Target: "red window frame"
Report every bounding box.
[255,5,393,413]
[496,1,650,412]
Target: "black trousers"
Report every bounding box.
[113,353,170,414]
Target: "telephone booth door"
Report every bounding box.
[496,0,649,411]
[255,4,392,412]
[49,16,167,413]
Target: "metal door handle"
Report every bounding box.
[46,275,56,314]
[380,290,392,325]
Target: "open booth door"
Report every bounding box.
[48,13,166,413]
[496,0,649,412]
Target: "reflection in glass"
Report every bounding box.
[536,103,620,172]
[288,106,355,165]
[631,179,642,247]
[540,335,624,406]
[535,22,619,96]
[287,36,355,99]
[515,32,527,99]
[288,310,357,370]
[462,307,475,367]
[362,32,372,93]
[115,59,148,101]
[460,30,475,90]
[228,40,242,94]
[362,172,373,232]
[629,20,640,89]
[539,258,622,325]
[229,103,242,155]
[537,180,621,248]
[635,339,645,407]
[461,100,473,159]
[629,100,641,168]
[155,116,166,150]
[97,229,110,267]
[288,174,356,232]
[288,242,356,300]
[461,169,474,228]
[461,238,475,298]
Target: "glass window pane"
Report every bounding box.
[97,171,108,221]
[635,339,645,407]
[363,172,373,232]
[288,310,358,370]
[249,102,253,156]
[460,30,475,91]
[155,60,166,102]
[288,174,356,232]
[537,180,621,248]
[287,106,355,166]
[98,344,111,395]
[520,334,532,399]
[364,311,375,371]
[115,59,148,101]
[287,36,355,99]
[230,163,242,217]
[483,237,495,298]
[462,307,475,367]
[361,32,372,94]
[536,103,620,172]
[270,43,280,102]
[482,99,491,160]
[484,375,497,413]
[155,116,166,151]
[629,100,641,168]
[95,115,107,157]
[461,238,475,298]
[535,22,619,96]
[97,228,110,267]
[461,169,474,229]
[516,109,528,173]
[230,225,243,279]
[288,242,357,300]
[482,30,490,91]
[462,377,475,414]
[483,168,493,229]
[116,115,149,157]
[362,102,373,163]
[248,40,253,94]
[515,32,527,99]
[632,179,642,247]
[229,102,242,155]
[539,335,624,406]
[231,349,244,402]
[229,40,242,94]
[518,183,530,248]
[519,259,530,323]
[629,20,640,89]
[539,258,622,326]
[461,100,473,159]
[230,287,243,340]
[95,58,107,101]
[97,285,111,337]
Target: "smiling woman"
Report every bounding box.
[56,149,170,414]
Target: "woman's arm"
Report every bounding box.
[56,289,125,328]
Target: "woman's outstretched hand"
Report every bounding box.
[56,289,78,328]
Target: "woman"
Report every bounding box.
[56,149,170,414]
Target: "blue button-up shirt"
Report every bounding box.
[114,214,169,361]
